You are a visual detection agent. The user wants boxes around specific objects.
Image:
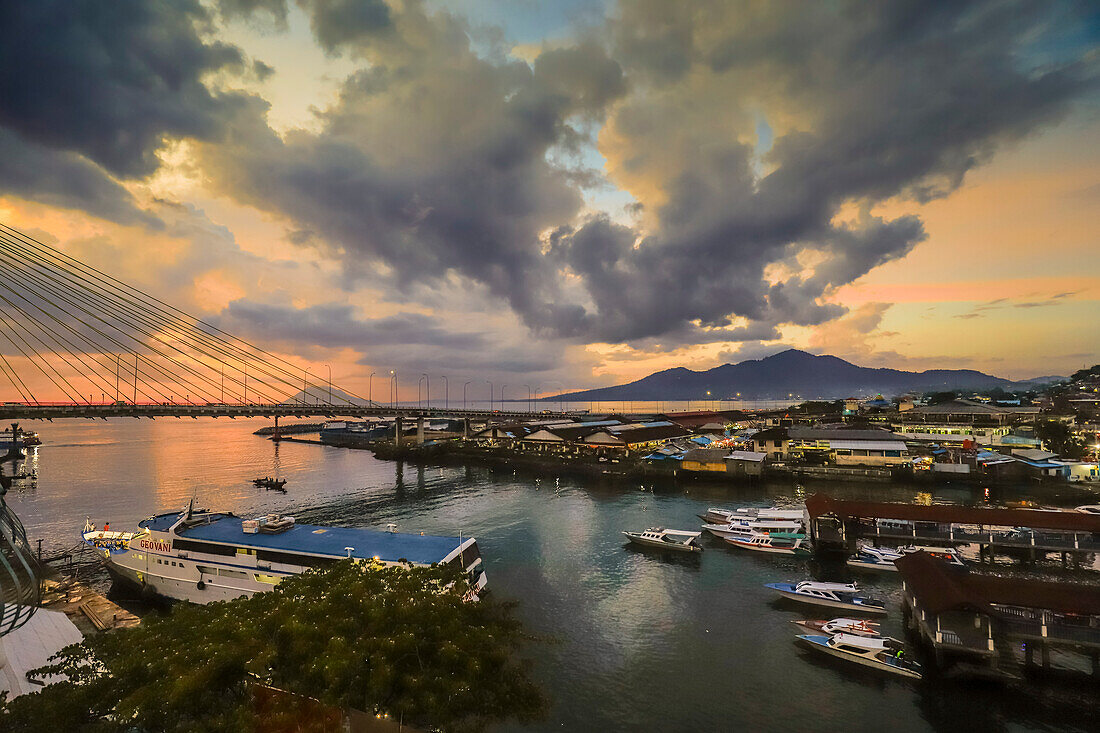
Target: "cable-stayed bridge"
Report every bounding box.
[0,223,563,421]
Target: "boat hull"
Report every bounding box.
[796,635,921,679]
[846,559,900,572]
[624,534,702,552]
[725,537,810,556]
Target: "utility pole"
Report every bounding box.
[441,375,448,410]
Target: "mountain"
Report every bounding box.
[550,349,1031,401]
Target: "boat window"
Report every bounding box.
[218,568,249,579]
[255,573,283,584]
[256,549,337,568]
[173,539,236,557]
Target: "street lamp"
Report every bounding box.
[486,380,493,412]
[369,371,375,406]
[463,380,471,411]
[390,370,397,409]
[501,384,507,409]
[524,384,532,413]
[441,375,448,410]
[325,364,332,404]
[418,374,429,410]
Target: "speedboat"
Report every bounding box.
[847,544,903,572]
[796,633,922,679]
[792,618,881,637]
[82,503,487,604]
[724,531,811,557]
[623,528,704,553]
[1075,505,1100,515]
[765,581,887,615]
[701,506,805,525]
[896,545,966,568]
[701,518,804,540]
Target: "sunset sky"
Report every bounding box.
[1,0,1097,399]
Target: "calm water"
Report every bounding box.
[5,420,1100,732]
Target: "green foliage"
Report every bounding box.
[925,391,957,405]
[0,562,546,733]
[1070,365,1100,382]
[1034,419,1087,459]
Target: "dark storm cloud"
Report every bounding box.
[0,0,258,223]
[200,0,1096,348]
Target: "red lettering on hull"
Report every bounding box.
[139,538,172,553]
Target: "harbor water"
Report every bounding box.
[6,419,1100,732]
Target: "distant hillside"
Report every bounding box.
[550,349,1040,401]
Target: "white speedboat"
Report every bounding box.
[724,531,812,556]
[765,581,888,615]
[896,545,966,568]
[796,633,922,679]
[701,506,805,525]
[623,528,703,553]
[792,618,881,637]
[1074,505,1100,515]
[83,504,487,604]
[847,544,903,572]
[701,518,804,540]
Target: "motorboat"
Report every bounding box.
[1074,505,1100,515]
[765,581,887,615]
[724,531,811,557]
[796,633,922,679]
[847,544,903,572]
[82,504,487,604]
[792,618,881,637]
[623,528,704,553]
[701,506,805,525]
[701,518,804,540]
[896,545,966,568]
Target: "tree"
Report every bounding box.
[0,562,546,733]
[1034,419,1087,459]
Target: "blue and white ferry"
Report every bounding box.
[83,505,487,604]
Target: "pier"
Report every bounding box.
[897,552,1100,677]
[806,494,1100,560]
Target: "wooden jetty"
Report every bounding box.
[805,493,1100,562]
[39,576,140,635]
[896,552,1100,677]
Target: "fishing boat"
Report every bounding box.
[765,581,887,615]
[0,426,40,450]
[724,531,812,556]
[82,504,487,604]
[252,477,287,491]
[622,528,704,553]
[792,618,881,637]
[796,634,922,679]
[847,544,904,572]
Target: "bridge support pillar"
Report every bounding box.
[416,416,425,445]
[1040,643,1050,671]
[395,416,403,447]
[462,418,470,439]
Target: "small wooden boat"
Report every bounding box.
[252,477,287,491]
[765,581,887,615]
[792,618,880,637]
[796,633,922,679]
[623,528,704,553]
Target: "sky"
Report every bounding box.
[0,0,1098,400]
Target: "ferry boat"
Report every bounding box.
[765,581,888,615]
[82,505,487,604]
[847,544,904,572]
[796,634,922,679]
[792,618,881,637]
[622,528,704,553]
[0,427,40,450]
[724,531,811,556]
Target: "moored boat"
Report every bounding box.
[0,426,39,450]
[623,528,704,553]
[847,544,903,572]
[82,504,487,604]
[765,581,887,615]
[897,544,966,568]
[701,506,805,525]
[701,518,804,540]
[792,617,881,637]
[796,633,922,679]
[724,531,812,556]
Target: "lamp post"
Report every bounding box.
[326,364,332,405]
[368,371,375,406]
[463,380,471,411]
[418,374,428,410]
[524,384,532,413]
[501,384,507,409]
[423,373,429,410]
[441,375,448,410]
[486,380,493,412]
[390,370,397,408]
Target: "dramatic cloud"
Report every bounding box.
[195,0,1096,352]
[0,0,258,222]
